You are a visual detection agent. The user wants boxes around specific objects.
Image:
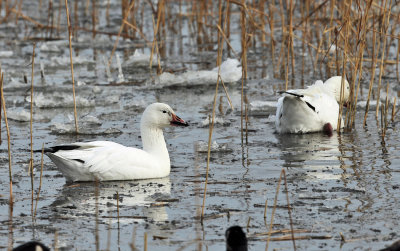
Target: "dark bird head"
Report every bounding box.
[13,241,50,251]
[226,226,248,251]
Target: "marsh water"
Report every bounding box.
[0,1,400,250]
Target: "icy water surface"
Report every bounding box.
[0,1,400,251]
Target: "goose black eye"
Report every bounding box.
[162,110,167,114]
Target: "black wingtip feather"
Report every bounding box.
[279,91,304,98]
[34,145,82,153]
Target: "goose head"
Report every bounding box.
[324,76,350,104]
[225,226,248,251]
[141,103,189,129]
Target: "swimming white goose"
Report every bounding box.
[275,76,350,135]
[41,103,188,182]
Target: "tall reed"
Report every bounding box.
[29,43,36,217]
[64,0,79,133]
[0,70,13,203]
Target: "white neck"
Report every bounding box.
[140,124,170,167]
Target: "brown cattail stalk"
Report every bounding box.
[30,43,36,216]
[91,0,96,38]
[108,0,136,67]
[375,0,392,118]
[150,14,162,74]
[391,97,396,122]
[144,232,148,251]
[34,144,45,217]
[363,13,378,127]
[0,71,13,203]
[95,179,99,251]
[54,230,59,251]
[282,169,296,250]
[265,169,283,251]
[64,0,79,133]
[201,76,220,220]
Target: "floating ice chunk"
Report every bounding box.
[40,40,68,52]
[51,55,93,65]
[0,51,13,57]
[250,100,277,108]
[26,92,95,108]
[77,34,112,45]
[249,100,277,116]
[195,141,232,153]
[7,108,30,122]
[123,100,146,110]
[96,95,120,106]
[125,50,159,66]
[102,55,113,82]
[92,86,103,94]
[156,58,241,87]
[81,115,102,125]
[200,116,229,127]
[106,95,120,104]
[116,53,125,83]
[3,78,26,89]
[211,58,242,83]
[50,123,122,135]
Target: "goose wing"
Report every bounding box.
[47,141,160,181]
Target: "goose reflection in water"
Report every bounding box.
[43,177,171,223]
[275,132,346,181]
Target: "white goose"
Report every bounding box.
[41,103,188,182]
[275,76,350,135]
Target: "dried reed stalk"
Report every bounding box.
[201,1,235,219]
[64,0,79,133]
[363,15,378,127]
[382,83,390,139]
[375,0,392,119]
[144,232,148,251]
[95,179,100,251]
[150,13,162,74]
[287,0,295,87]
[108,0,135,67]
[34,144,45,217]
[337,4,351,133]
[0,71,13,203]
[91,0,96,38]
[56,0,62,35]
[7,202,14,251]
[54,230,59,251]
[351,1,375,127]
[200,74,220,220]
[116,191,120,230]
[265,169,296,251]
[265,170,281,251]
[29,43,36,216]
[267,0,275,73]
[263,199,268,222]
[239,0,248,146]
[282,169,296,250]
[391,97,396,122]
[10,8,45,28]
[130,227,137,251]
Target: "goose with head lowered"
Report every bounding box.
[275,76,350,136]
[40,103,188,182]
